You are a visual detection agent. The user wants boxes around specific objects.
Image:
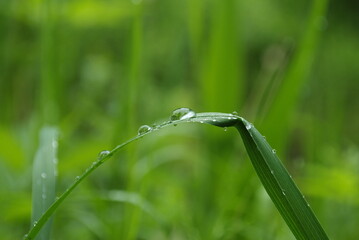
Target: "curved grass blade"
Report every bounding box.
[235,119,329,240]
[24,111,328,240]
[31,126,58,240]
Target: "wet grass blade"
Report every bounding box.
[24,111,328,240]
[31,126,58,240]
[234,119,329,240]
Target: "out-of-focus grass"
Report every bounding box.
[0,0,358,239]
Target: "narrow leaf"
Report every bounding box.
[235,119,329,240]
[31,126,58,240]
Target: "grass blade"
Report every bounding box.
[235,119,329,239]
[31,126,58,240]
[24,111,328,240]
[261,0,329,151]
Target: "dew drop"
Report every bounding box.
[75,176,80,181]
[41,173,47,179]
[138,125,152,135]
[224,127,228,132]
[282,191,286,196]
[33,221,38,226]
[170,108,196,121]
[42,193,46,199]
[272,149,277,154]
[52,139,58,148]
[98,150,110,160]
[270,170,274,175]
[245,122,252,130]
[232,111,239,116]
[23,234,28,239]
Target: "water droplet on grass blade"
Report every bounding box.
[170,108,196,121]
[41,173,47,179]
[232,111,238,116]
[272,149,277,154]
[52,139,58,148]
[98,150,110,160]
[75,176,80,180]
[138,125,152,135]
[244,122,253,130]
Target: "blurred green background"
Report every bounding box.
[1,0,359,239]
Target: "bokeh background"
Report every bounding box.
[1,0,359,239]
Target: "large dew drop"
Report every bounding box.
[138,125,152,135]
[170,108,196,121]
[98,150,110,160]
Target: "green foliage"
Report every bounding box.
[25,112,328,240]
[31,126,58,240]
[0,0,358,239]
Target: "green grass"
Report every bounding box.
[31,126,58,240]
[1,0,358,239]
[25,110,328,240]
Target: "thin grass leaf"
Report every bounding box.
[24,110,328,240]
[235,119,329,239]
[31,126,58,240]
[261,0,329,151]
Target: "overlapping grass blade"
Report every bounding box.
[31,126,58,240]
[24,112,328,240]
